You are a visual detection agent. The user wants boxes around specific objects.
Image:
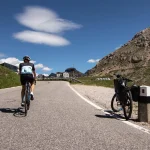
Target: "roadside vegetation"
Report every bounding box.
[37,76,114,88]
[0,65,20,89]
[70,76,114,88]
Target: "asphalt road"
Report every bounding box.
[0,81,150,150]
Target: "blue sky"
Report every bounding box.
[0,0,150,75]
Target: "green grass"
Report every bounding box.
[71,77,114,88]
[0,65,21,89]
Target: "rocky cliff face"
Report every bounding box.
[86,27,150,85]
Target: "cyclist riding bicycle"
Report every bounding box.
[19,56,36,106]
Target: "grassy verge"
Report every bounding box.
[0,65,20,89]
[70,77,114,88]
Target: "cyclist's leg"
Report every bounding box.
[20,75,26,106]
[31,83,34,93]
[21,85,25,100]
[28,74,35,100]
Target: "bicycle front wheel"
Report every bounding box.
[111,94,122,112]
[122,91,133,120]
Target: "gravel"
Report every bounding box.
[71,84,150,129]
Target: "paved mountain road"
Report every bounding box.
[0,81,150,150]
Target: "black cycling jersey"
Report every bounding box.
[19,62,35,85]
[19,62,35,74]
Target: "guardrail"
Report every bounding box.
[37,77,83,84]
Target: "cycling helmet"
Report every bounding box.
[23,56,31,61]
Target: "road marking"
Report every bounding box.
[68,83,150,135]
[68,83,103,110]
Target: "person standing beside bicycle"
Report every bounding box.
[19,56,36,106]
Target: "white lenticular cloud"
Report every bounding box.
[87,59,100,63]
[13,30,70,46]
[43,67,52,71]
[15,6,82,33]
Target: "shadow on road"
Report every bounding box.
[95,109,125,120]
[0,107,25,117]
[95,110,115,119]
[96,110,138,122]
[95,114,114,119]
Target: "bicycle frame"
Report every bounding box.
[24,81,31,116]
[111,74,133,120]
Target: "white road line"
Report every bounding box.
[68,83,103,110]
[68,83,150,135]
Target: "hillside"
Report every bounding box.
[0,65,20,89]
[86,27,150,85]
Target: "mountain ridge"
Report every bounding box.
[86,27,150,85]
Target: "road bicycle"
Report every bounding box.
[111,74,134,120]
[23,81,31,116]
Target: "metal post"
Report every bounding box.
[138,86,150,122]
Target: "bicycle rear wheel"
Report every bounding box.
[27,92,30,111]
[24,94,28,116]
[111,94,122,112]
[122,91,133,120]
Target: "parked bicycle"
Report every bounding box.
[23,81,31,116]
[111,74,134,120]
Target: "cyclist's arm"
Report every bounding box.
[18,64,21,75]
[32,64,36,79]
[33,71,36,79]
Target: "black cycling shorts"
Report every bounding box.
[20,74,34,85]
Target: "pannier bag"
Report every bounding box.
[130,85,140,102]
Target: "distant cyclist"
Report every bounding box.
[19,56,36,106]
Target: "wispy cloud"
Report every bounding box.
[87,59,100,63]
[35,63,52,72]
[43,67,52,71]
[15,6,82,33]
[30,60,36,64]
[13,30,70,46]
[35,63,44,69]
[13,6,82,46]
[0,53,5,58]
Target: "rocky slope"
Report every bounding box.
[86,27,150,85]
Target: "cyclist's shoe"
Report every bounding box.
[21,102,25,107]
[31,94,34,100]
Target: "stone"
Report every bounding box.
[131,56,142,63]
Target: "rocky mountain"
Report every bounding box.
[65,67,83,77]
[86,27,150,85]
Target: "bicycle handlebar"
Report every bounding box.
[122,77,133,82]
[114,74,133,82]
